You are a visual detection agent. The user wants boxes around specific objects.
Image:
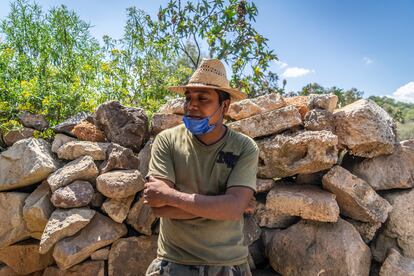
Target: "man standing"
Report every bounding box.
[144,59,259,276]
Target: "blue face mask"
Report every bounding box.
[182,104,223,135]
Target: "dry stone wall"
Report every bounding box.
[0,94,413,276]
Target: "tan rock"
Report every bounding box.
[158,97,185,115]
[42,260,104,276]
[322,165,392,223]
[284,96,308,118]
[257,130,338,178]
[47,155,98,192]
[256,178,275,193]
[71,120,106,142]
[99,143,140,174]
[90,247,110,261]
[51,133,77,153]
[267,219,371,276]
[227,105,302,138]
[333,99,397,158]
[254,201,298,229]
[3,127,35,146]
[101,195,134,223]
[0,138,59,191]
[304,109,334,131]
[380,248,414,276]
[266,184,340,222]
[126,194,157,235]
[346,218,382,243]
[0,240,54,275]
[226,93,286,121]
[0,192,31,249]
[56,140,109,160]
[18,111,49,131]
[39,208,95,254]
[151,113,183,135]
[51,180,94,208]
[371,231,399,263]
[108,236,158,276]
[53,212,127,269]
[96,170,145,199]
[346,139,414,190]
[23,181,54,238]
[307,93,338,112]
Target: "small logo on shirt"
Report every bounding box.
[217,151,239,169]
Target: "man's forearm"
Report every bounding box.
[151,206,198,220]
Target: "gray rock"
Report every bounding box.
[56,141,110,160]
[333,99,397,158]
[266,184,340,222]
[53,112,92,136]
[18,111,49,131]
[257,130,338,178]
[0,138,59,191]
[42,260,104,276]
[99,143,140,174]
[322,165,392,223]
[126,194,157,235]
[94,101,149,152]
[53,212,127,269]
[256,178,275,193]
[151,113,183,135]
[379,248,414,276]
[304,109,334,131]
[51,180,94,208]
[307,93,338,112]
[39,207,95,254]
[90,247,110,261]
[227,105,302,138]
[51,133,77,153]
[254,201,298,229]
[101,195,135,223]
[47,155,98,192]
[346,218,382,243]
[96,170,145,199]
[243,215,262,246]
[267,219,371,276]
[138,138,153,178]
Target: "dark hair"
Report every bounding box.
[216,90,231,105]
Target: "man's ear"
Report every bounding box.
[223,99,231,114]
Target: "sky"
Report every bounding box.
[1,0,414,103]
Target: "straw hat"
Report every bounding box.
[168,59,247,101]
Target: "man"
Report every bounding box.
[144,59,259,276]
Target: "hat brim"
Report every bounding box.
[168,84,247,101]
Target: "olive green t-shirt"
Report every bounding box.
[146,124,259,266]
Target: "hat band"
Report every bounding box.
[187,82,229,89]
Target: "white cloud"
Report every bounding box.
[391,81,414,103]
[282,67,315,78]
[274,60,288,69]
[363,57,374,65]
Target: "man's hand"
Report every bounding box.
[143,176,175,207]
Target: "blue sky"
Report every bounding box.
[1,0,414,103]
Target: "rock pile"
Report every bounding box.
[0,94,413,276]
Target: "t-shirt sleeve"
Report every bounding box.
[226,138,259,192]
[145,132,176,184]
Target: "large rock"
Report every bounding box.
[303,109,334,131]
[0,192,31,249]
[99,143,140,174]
[52,112,92,136]
[51,133,77,153]
[39,208,95,254]
[56,141,109,160]
[151,113,183,135]
[267,219,371,276]
[227,105,302,138]
[42,260,104,276]
[71,120,106,142]
[380,248,414,276]
[266,184,339,222]
[0,138,59,191]
[127,194,158,235]
[96,170,145,199]
[101,195,134,223]
[3,127,35,146]
[333,99,397,158]
[47,155,98,192]
[254,201,299,229]
[0,239,55,275]
[257,130,338,178]
[322,165,392,223]
[51,180,94,208]
[23,181,54,239]
[53,212,127,269]
[94,101,149,152]
[284,96,309,118]
[226,93,286,121]
[18,111,49,131]
[345,139,414,190]
[158,97,185,115]
[108,236,158,276]
[307,93,338,112]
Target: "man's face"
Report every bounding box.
[184,89,229,125]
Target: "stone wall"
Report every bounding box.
[0,94,413,276]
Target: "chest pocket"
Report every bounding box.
[210,150,240,194]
